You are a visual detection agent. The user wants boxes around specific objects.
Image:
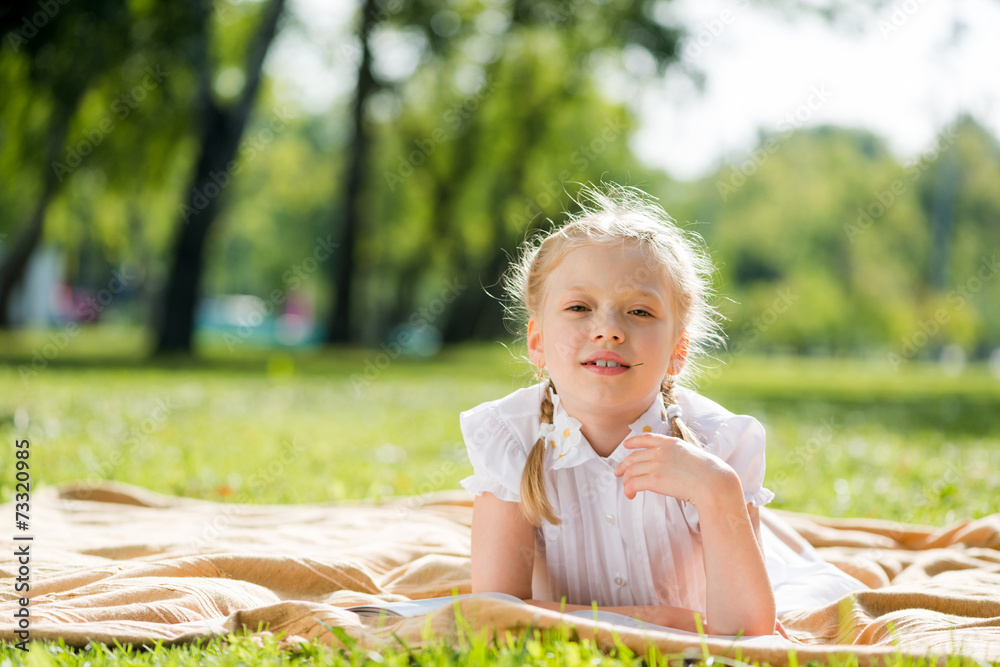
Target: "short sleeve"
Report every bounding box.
[714,415,775,508]
[459,401,529,503]
[682,413,774,534]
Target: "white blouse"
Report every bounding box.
[460,382,867,615]
[460,382,774,612]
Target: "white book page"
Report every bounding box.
[349,592,525,617]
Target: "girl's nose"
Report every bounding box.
[592,311,625,342]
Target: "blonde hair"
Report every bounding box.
[504,184,723,526]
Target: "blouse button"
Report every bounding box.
[604,513,615,525]
[614,575,627,587]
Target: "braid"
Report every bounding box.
[661,378,705,449]
[520,380,560,526]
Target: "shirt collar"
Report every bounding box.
[542,391,669,470]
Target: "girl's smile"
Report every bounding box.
[581,351,635,375]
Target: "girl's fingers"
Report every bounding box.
[616,438,678,475]
[622,434,660,449]
[623,433,685,451]
[621,470,655,499]
[616,458,656,480]
[614,449,655,476]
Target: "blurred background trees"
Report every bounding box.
[1,0,998,364]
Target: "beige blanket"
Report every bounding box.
[2,482,999,665]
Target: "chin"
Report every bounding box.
[577,384,638,408]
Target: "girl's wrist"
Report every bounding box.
[690,465,742,510]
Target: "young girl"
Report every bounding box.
[459,185,866,637]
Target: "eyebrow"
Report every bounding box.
[561,285,665,301]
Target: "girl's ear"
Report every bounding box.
[527,317,545,369]
[668,335,689,376]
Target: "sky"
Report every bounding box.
[631,0,1000,179]
[267,0,1000,181]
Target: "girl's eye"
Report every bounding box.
[567,305,589,312]
[629,309,652,317]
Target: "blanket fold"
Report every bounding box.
[2,481,999,665]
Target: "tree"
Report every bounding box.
[154,0,287,354]
[0,0,132,326]
[325,0,378,343]
[326,0,683,344]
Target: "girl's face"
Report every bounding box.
[527,242,687,422]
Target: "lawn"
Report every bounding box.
[1,325,998,665]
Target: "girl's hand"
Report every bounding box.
[613,433,737,505]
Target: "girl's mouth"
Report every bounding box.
[581,360,632,375]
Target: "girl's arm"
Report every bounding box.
[615,435,777,636]
[524,599,707,632]
[697,474,776,636]
[470,491,535,599]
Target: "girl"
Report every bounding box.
[459,185,866,637]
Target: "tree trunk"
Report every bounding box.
[0,105,74,327]
[325,0,378,343]
[154,0,286,354]
[442,99,549,342]
[928,151,959,292]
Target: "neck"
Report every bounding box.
[579,416,632,458]
[558,390,660,458]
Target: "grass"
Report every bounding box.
[0,628,734,667]
[1,325,998,665]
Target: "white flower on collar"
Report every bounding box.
[545,394,588,470]
[625,394,669,440]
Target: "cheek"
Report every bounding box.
[544,322,584,364]
[638,329,672,361]
[551,334,578,364]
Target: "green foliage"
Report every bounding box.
[202,108,341,303]
[667,119,1000,356]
